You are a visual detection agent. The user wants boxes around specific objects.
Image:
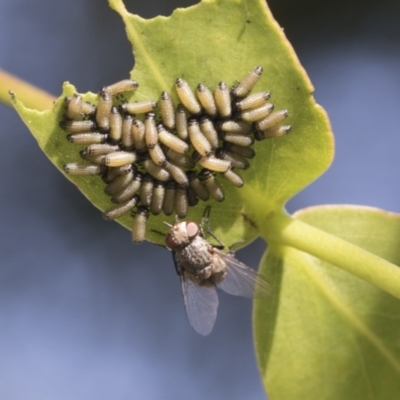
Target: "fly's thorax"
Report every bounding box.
[174,234,213,276]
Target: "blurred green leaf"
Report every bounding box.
[254,205,400,399]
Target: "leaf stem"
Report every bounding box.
[0,69,55,111]
[263,211,400,299]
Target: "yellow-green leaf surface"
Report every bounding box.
[254,205,400,400]
[12,0,332,246]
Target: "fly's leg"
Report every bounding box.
[200,206,225,250]
[172,253,181,275]
[151,229,166,237]
[228,240,245,254]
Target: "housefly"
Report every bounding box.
[164,207,272,335]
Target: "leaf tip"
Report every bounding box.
[108,0,128,19]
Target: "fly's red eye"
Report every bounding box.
[186,221,199,239]
[165,233,179,249]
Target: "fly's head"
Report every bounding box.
[165,221,200,250]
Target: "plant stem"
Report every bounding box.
[0,69,55,111]
[263,211,400,299]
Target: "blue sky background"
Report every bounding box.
[1,0,400,399]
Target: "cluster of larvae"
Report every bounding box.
[61,66,290,243]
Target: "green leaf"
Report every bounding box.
[254,205,400,399]
[12,0,332,246]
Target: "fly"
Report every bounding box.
[164,207,271,335]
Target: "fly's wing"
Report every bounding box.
[180,270,219,336]
[216,251,272,298]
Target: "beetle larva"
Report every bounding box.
[187,187,199,207]
[111,172,143,203]
[214,82,231,118]
[121,114,135,149]
[109,106,123,143]
[175,185,189,218]
[235,91,270,111]
[223,143,255,159]
[163,181,177,216]
[157,124,189,154]
[219,132,254,147]
[102,79,138,96]
[96,90,113,131]
[164,147,195,169]
[65,94,83,119]
[64,162,105,175]
[67,132,108,145]
[142,156,171,182]
[255,125,291,140]
[140,173,155,207]
[231,66,263,98]
[160,91,175,130]
[188,119,212,157]
[150,181,166,216]
[85,143,119,156]
[120,100,157,115]
[218,120,252,134]
[164,162,189,187]
[65,95,95,118]
[221,168,244,188]
[132,206,149,244]
[104,164,133,183]
[192,152,231,173]
[80,101,96,117]
[196,84,217,116]
[144,112,158,149]
[199,170,224,202]
[79,151,106,165]
[215,148,250,170]
[131,118,147,152]
[240,103,274,122]
[254,109,289,131]
[104,151,138,167]
[187,170,209,201]
[199,116,219,150]
[175,78,201,115]
[175,104,189,141]
[103,195,139,220]
[149,143,167,167]
[59,119,95,133]
[104,170,135,196]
